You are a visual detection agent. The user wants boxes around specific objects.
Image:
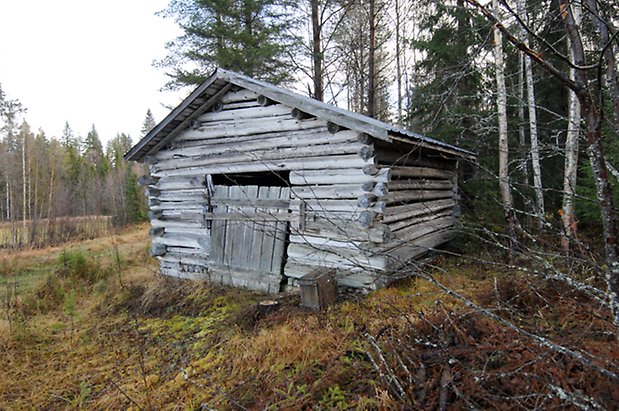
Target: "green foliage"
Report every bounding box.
[157,0,296,89]
[124,169,148,224]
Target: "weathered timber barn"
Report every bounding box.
[125,68,476,292]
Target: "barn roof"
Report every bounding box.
[125,68,476,162]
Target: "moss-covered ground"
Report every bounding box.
[1,225,617,409]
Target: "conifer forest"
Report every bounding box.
[1,0,619,408]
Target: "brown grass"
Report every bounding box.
[0,226,617,409]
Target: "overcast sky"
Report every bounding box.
[0,0,185,145]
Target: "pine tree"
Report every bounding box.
[141,109,157,136]
[157,0,296,89]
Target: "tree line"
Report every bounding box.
[0,88,152,247]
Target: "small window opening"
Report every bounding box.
[211,171,290,187]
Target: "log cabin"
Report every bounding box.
[125,68,476,293]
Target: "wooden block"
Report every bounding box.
[298,268,338,310]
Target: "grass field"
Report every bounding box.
[0,215,111,249]
[1,226,617,409]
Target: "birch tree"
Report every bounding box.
[561,1,581,253]
[493,0,517,239]
[465,0,619,342]
[517,0,544,227]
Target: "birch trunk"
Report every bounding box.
[367,0,376,118]
[395,0,403,123]
[493,0,517,238]
[561,1,581,253]
[310,0,323,102]
[518,0,544,227]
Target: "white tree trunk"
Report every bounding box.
[562,1,581,253]
[493,0,516,234]
[518,0,545,227]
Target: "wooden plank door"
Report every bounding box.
[208,185,291,291]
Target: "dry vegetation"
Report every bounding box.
[1,226,618,409]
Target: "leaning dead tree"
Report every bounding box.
[465,0,619,341]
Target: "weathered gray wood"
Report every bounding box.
[291,108,313,120]
[150,243,167,256]
[207,264,282,293]
[220,89,259,104]
[384,189,454,204]
[358,210,377,228]
[291,200,386,216]
[198,103,291,123]
[150,227,165,237]
[290,167,390,185]
[291,184,385,200]
[152,154,371,178]
[387,179,453,191]
[156,129,357,161]
[358,145,375,161]
[257,95,275,106]
[300,217,392,243]
[385,230,455,270]
[358,194,378,208]
[222,101,260,110]
[271,186,290,273]
[383,199,456,224]
[388,216,456,246]
[150,219,204,229]
[153,141,362,172]
[172,126,329,149]
[390,166,454,179]
[152,176,205,191]
[138,175,159,186]
[176,117,327,141]
[287,243,387,270]
[388,210,453,232]
[288,234,362,250]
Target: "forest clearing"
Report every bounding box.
[1,225,618,409]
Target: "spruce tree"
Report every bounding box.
[157,0,296,89]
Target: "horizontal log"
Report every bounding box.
[387,179,453,191]
[155,130,358,161]
[197,103,290,123]
[150,219,205,229]
[288,234,362,250]
[299,217,391,243]
[176,117,328,141]
[389,216,456,246]
[222,101,261,110]
[383,199,456,223]
[153,141,363,172]
[291,198,384,213]
[287,243,387,270]
[172,126,329,149]
[152,176,205,191]
[291,183,385,200]
[390,166,454,179]
[291,108,313,120]
[220,89,259,104]
[385,189,454,204]
[388,210,453,232]
[290,167,390,185]
[162,227,209,236]
[152,154,371,178]
[153,233,209,249]
[204,212,296,222]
